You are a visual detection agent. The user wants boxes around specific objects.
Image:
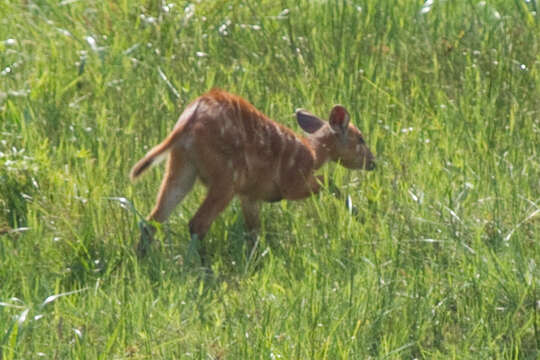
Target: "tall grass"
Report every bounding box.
[1,0,539,358]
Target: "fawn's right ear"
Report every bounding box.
[329,105,350,136]
[296,109,325,134]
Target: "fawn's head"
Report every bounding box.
[296,105,375,170]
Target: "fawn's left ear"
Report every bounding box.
[296,109,325,134]
[329,105,350,135]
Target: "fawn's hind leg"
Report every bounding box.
[138,151,196,255]
[188,182,234,264]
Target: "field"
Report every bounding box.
[1,0,539,358]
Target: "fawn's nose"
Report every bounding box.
[366,160,376,171]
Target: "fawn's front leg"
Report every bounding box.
[240,196,261,249]
[281,174,323,201]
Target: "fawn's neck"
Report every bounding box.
[306,129,334,170]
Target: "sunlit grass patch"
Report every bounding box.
[1,0,539,358]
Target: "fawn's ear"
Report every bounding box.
[296,109,325,134]
[329,105,350,135]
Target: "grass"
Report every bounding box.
[1,0,539,358]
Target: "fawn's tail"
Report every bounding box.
[130,143,169,181]
[130,100,200,181]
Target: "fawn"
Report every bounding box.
[130,89,375,260]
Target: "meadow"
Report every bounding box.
[1,0,539,358]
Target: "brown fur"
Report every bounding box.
[131,89,375,257]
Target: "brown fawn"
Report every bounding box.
[130,89,375,259]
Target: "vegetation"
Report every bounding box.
[1,0,539,358]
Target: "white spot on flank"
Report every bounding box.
[287,156,296,168]
[222,117,232,131]
[183,135,194,149]
[274,126,283,138]
[228,160,233,169]
[356,144,361,152]
[288,144,299,168]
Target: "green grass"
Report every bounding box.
[1,0,539,358]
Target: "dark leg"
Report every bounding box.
[188,183,234,265]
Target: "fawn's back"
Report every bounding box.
[180,89,314,202]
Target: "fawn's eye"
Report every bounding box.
[357,135,365,145]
